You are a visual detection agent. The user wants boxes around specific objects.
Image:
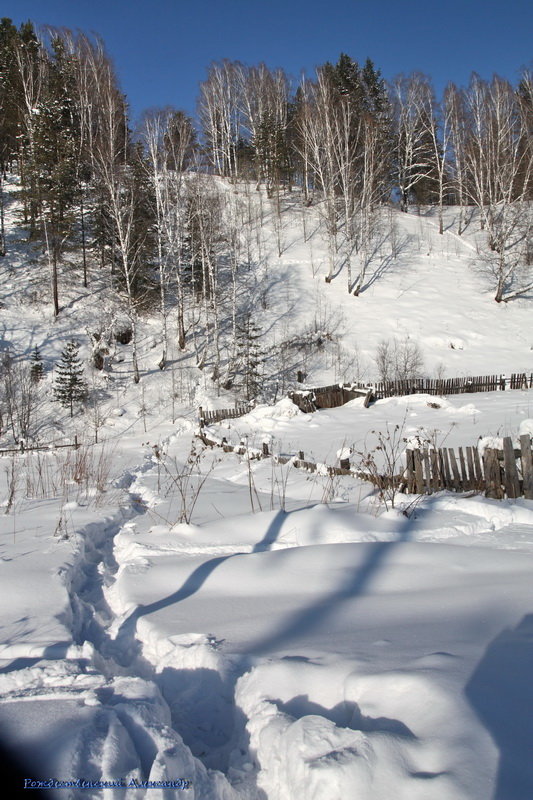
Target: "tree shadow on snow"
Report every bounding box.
[272,694,415,739]
[465,614,533,800]
[114,510,288,647]
[246,501,422,657]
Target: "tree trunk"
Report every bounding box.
[80,193,88,288]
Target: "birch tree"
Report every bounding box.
[198,60,242,179]
[444,83,470,235]
[142,108,197,362]
[391,73,438,212]
[464,74,533,301]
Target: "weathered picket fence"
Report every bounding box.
[404,434,533,499]
[289,372,533,413]
[198,403,253,426]
[374,373,533,399]
[197,423,533,502]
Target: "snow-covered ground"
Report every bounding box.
[1,178,533,799]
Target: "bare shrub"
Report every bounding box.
[1,357,39,442]
[152,441,218,524]
[375,336,424,383]
[22,444,114,506]
[4,454,18,514]
[354,422,407,511]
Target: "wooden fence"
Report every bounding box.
[197,425,533,502]
[289,383,373,412]
[405,434,533,499]
[199,373,533,424]
[374,373,533,399]
[197,428,363,479]
[289,372,533,413]
[199,404,253,426]
[0,436,81,456]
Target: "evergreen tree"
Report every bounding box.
[53,340,88,416]
[0,18,22,173]
[30,35,83,312]
[29,345,45,383]
[125,143,157,300]
[252,108,291,195]
[235,313,263,401]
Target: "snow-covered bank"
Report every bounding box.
[103,439,533,800]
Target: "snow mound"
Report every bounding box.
[247,397,304,420]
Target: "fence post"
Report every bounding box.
[363,389,373,408]
[198,407,204,428]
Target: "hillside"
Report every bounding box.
[0,178,533,800]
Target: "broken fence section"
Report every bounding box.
[289,383,373,412]
[289,373,533,412]
[0,436,81,456]
[198,425,533,502]
[404,434,533,500]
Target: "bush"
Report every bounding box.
[375,336,424,383]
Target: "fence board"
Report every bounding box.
[465,447,475,488]
[422,449,432,493]
[440,448,452,489]
[430,449,440,492]
[413,449,425,493]
[458,447,469,489]
[406,449,415,493]
[502,437,520,498]
[520,434,533,500]
[448,448,461,490]
[484,448,503,499]
[472,449,484,489]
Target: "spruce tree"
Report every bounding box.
[53,340,88,416]
[235,313,263,401]
[29,345,45,383]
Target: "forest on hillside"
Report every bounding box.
[0,18,532,400]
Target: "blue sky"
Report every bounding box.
[4,0,532,122]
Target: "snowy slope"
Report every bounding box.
[1,177,533,799]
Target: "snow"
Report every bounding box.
[1,177,533,798]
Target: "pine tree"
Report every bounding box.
[53,340,88,416]
[29,345,45,383]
